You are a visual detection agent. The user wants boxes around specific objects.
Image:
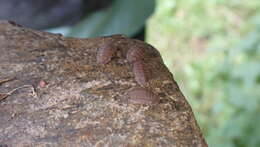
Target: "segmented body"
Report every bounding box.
[96,41,118,64]
[128,87,159,105]
[97,34,125,64]
[126,47,145,63]
[132,61,150,86]
[96,36,159,98]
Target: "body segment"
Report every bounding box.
[128,87,159,105]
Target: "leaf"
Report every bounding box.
[67,0,155,38]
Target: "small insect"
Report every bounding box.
[126,47,145,63]
[97,41,118,64]
[128,87,159,105]
[96,35,126,64]
[132,61,151,86]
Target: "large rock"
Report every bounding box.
[0,21,207,147]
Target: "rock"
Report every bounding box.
[0,21,207,147]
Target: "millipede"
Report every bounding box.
[96,41,118,64]
[126,47,145,63]
[128,87,159,105]
[132,61,151,86]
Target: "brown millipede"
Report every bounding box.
[126,47,145,63]
[96,35,126,64]
[96,41,118,64]
[132,61,151,86]
[128,87,159,105]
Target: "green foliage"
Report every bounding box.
[189,28,260,147]
[48,0,155,38]
[147,0,260,146]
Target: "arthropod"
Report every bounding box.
[126,47,145,63]
[132,61,151,86]
[128,87,159,105]
[96,41,118,64]
[96,35,126,64]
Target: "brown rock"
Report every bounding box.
[0,21,207,147]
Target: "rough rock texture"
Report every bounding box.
[0,21,207,147]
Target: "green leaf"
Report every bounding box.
[67,0,155,38]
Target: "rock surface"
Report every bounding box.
[0,21,207,147]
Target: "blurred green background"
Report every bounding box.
[147,0,260,147]
[47,0,260,146]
